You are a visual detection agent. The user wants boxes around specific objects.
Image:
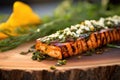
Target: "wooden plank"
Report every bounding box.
[0,41,120,70]
[0,42,120,80]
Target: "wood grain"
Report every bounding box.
[0,42,120,80]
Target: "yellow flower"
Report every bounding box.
[0,1,42,39]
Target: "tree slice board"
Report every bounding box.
[0,42,120,80]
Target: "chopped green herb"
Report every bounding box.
[104,20,115,28]
[28,49,35,52]
[83,51,92,56]
[91,48,95,53]
[20,48,35,55]
[20,51,29,55]
[55,60,67,66]
[32,55,37,60]
[32,51,47,61]
[50,66,56,70]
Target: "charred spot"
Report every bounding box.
[70,44,76,53]
[85,40,89,50]
[103,32,107,44]
[94,34,97,43]
[60,45,70,58]
[98,32,102,47]
[108,30,113,42]
[100,33,105,46]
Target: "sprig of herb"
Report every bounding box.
[107,44,120,48]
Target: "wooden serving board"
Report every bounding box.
[0,41,120,80]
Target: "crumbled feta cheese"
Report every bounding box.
[66,30,72,35]
[107,21,112,25]
[59,34,64,39]
[84,27,90,31]
[71,25,77,30]
[64,28,70,32]
[84,20,92,26]
[75,24,81,28]
[71,32,76,36]
[76,29,82,34]
[104,27,108,29]
[98,18,105,27]
[80,25,85,29]
[89,25,94,31]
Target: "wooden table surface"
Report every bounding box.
[0,42,120,80]
[0,41,120,70]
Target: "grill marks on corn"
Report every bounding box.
[59,28,120,58]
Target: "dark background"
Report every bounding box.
[0,0,120,5]
[0,0,120,16]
